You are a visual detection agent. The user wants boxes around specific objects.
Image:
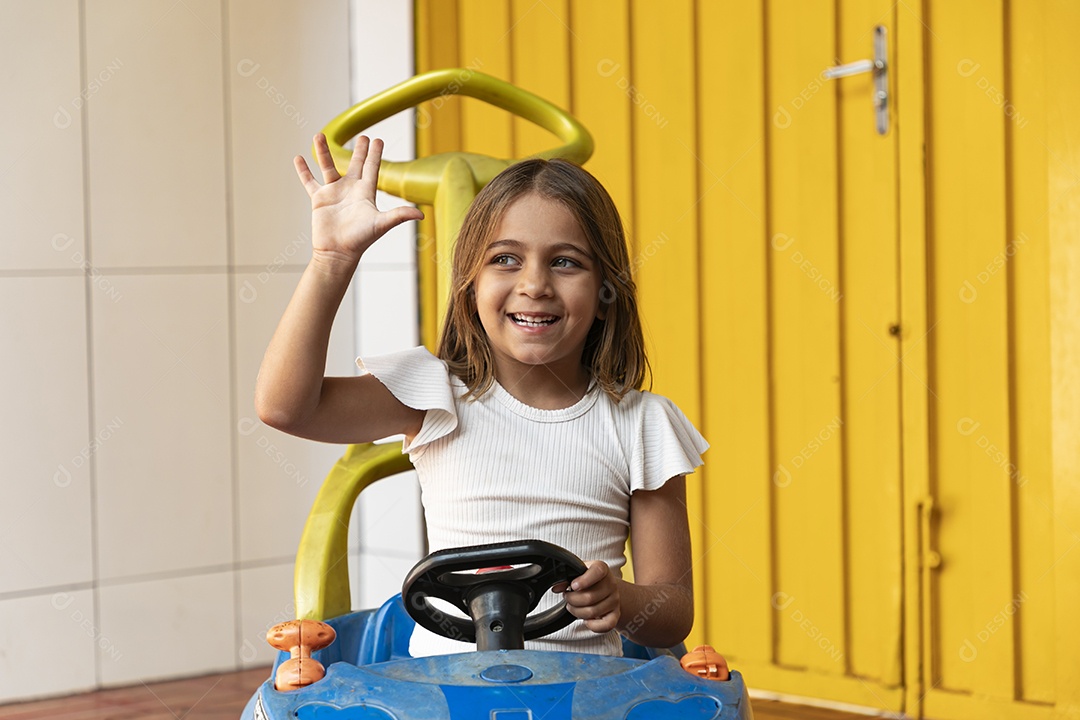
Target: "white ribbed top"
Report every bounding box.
[358,346,708,656]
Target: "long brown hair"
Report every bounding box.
[436,159,650,402]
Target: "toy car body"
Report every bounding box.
[241,443,753,719]
[241,593,753,719]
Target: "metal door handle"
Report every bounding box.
[823,59,879,79]
[918,496,942,570]
[823,25,888,135]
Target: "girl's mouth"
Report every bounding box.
[509,313,560,327]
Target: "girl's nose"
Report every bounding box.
[517,264,554,297]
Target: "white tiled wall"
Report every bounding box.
[236,562,299,668]
[86,0,229,269]
[228,2,358,267]
[0,0,421,703]
[0,0,85,271]
[0,590,98,699]
[97,572,236,685]
[0,278,94,596]
[92,273,234,580]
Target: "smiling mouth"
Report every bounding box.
[509,313,560,327]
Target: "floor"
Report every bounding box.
[0,669,268,720]
[0,668,880,719]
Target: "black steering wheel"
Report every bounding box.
[401,540,587,651]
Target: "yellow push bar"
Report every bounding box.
[320,68,594,205]
[295,443,414,621]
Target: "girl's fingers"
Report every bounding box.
[358,136,384,198]
[344,134,370,179]
[570,561,608,591]
[565,587,615,610]
[373,205,425,235]
[583,613,619,633]
[566,595,620,630]
[313,132,342,184]
[293,156,320,196]
[563,560,619,631]
[568,597,618,616]
[359,137,384,193]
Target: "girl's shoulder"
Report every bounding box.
[603,388,709,490]
[602,387,705,447]
[604,387,689,420]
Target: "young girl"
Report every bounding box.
[256,134,708,656]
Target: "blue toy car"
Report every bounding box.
[242,539,753,719]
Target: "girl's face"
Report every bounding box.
[473,192,604,387]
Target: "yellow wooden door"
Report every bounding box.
[412,1,1080,718]
[703,0,905,710]
[413,0,906,710]
[899,1,1080,718]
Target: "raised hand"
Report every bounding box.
[294,133,424,266]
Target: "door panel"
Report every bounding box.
[699,0,773,670]
[412,1,1080,717]
[711,0,904,709]
[925,1,1014,699]
[836,0,903,689]
[919,0,1062,717]
[767,0,846,676]
[628,0,708,639]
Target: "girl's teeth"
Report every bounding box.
[512,314,557,327]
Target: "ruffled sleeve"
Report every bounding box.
[630,393,710,493]
[356,346,458,456]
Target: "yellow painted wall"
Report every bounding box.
[413,1,1080,717]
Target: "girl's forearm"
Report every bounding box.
[615,579,694,649]
[255,252,359,430]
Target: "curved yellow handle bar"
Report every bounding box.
[295,442,414,621]
[320,68,594,205]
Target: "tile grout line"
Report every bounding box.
[73,0,105,690]
[0,556,307,605]
[1,549,390,605]
[0,263,414,278]
[219,0,244,673]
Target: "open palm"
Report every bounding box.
[294,133,423,263]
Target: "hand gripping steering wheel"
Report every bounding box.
[402,540,587,651]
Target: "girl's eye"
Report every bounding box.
[552,257,580,269]
[491,254,518,266]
